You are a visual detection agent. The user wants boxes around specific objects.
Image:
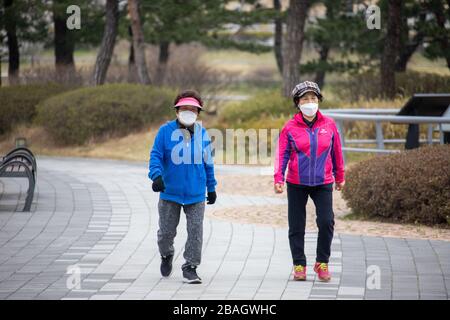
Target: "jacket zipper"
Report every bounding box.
[310,128,317,186]
[183,132,191,205]
[185,128,196,204]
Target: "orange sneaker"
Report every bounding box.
[314,262,331,282]
[293,265,307,281]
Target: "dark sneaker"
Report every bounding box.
[182,265,202,284]
[160,255,173,277]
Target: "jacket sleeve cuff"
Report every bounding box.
[149,171,161,181]
[207,179,217,193]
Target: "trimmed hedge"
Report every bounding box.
[0,83,75,135]
[342,145,450,226]
[35,84,175,145]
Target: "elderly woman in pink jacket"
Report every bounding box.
[274,81,345,282]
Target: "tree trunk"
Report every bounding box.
[395,36,423,72]
[447,0,450,19]
[127,0,151,85]
[315,45,329,88]
[395,4,427,72]
[341,0,353,13]
[155,41,170,85]
[314,0,334,88]
[430,0,450,69]
[282,0,310,97]
[92,0,119,85]
[127,25,137,82]
[274,0,283,74]
[380,0,402,99]
[53,3,76,77]
[395,3,408,72]
[4,0,19,84]
[395,9,425,72]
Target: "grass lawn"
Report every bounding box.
[0,125,158,162]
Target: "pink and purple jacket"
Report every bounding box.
[274,110,345,186]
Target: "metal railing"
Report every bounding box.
[321,108,450,162]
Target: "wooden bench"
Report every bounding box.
[0,147,37,212]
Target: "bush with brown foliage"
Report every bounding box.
[335,71,450,102]
[20,65,84,86]
[342,144,450,226]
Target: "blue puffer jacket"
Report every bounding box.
[148,120,217,205]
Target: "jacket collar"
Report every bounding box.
[293,110,324,129]
[168,119,197,134]
[176,118,195,134]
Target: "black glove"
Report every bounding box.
[207,191,217,205]
[152,176,165,192]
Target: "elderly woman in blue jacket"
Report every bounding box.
[149,90,217,284]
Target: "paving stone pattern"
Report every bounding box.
[0,157,448,300]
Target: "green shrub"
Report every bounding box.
[218,91,290,126]
[35,84,175,145]
[342,144,450,226]
[217,90,339,130]
[0,83,75,135]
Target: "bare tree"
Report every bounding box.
[53,2,76,77]
[380,0,402,99]
[127,25,138,82]
[429,0,450,69]
[127,0,151,84]
[395,6,426,72]
[92,0,119,85]
[4,0,19,84]
[282,0,310,97]
[273,0,283,74]
[314,0,336,88]
[0,44,3,86]
[155,41,169,85]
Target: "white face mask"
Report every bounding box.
[178,110,197,126]
[299,102,319,117]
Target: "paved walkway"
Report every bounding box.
[0,157,448,300]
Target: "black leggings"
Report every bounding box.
[287,182,335,266]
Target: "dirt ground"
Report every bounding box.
[208,173,450,241]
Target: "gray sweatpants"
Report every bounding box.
[157,198,205,268]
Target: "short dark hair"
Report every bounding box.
[293,92,323,108]
[174,90,203,112]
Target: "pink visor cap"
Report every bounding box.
[174,97,202,109]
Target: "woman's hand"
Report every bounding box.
[274,183,284,194]
[335,181,345,191]
[207,191,217,205]
[152,176,165,192]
